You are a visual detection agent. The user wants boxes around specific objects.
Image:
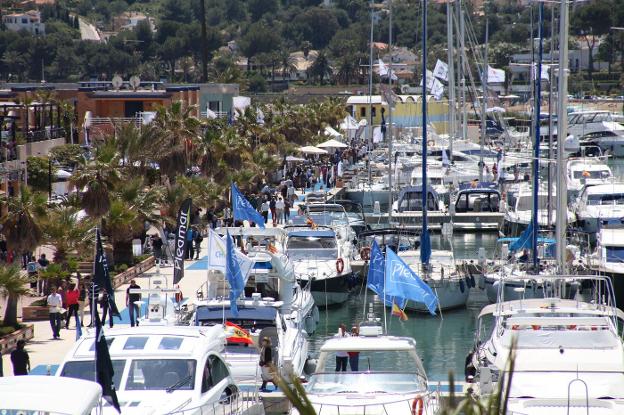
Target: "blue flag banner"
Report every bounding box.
[510,220,534,252]
[226,232,245,316]
[231,183,265,228]
[366,240,385,295]
[420,229,432,265]
[385,247,438,315]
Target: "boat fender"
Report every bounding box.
[411,396,424,415]
[459,279,465,293]
[360,246,371,261]
[336,258,344,274]
[531,325,541,330]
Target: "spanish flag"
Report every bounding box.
[225,321,254,345]
[267,243,278,254]
[392,302,408,321]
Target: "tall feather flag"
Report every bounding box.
[94,229,119,317]
[173,198,193,285]
[226,231,245,316]
[94,311,121,412]
[231,183,265,228]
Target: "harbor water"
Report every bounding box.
[309,233,499,382]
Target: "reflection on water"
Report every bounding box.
[309,232,498,382]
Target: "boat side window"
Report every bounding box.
[126,359,196,390]
[202,355,230,393]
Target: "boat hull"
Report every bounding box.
[404,279,470,312]
[299,273,356,307]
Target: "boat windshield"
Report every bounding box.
[573,170,611,180]
[287,236,337,260]
[587,193,624,205]
[606,247,624,263]
[306,372,427,395]
[516,195,551,211]
[308,211,349,226]
[125,359,196,391]
[60,359,125,389]
[508,371,624,399]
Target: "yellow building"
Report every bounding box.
[346,95,449,134]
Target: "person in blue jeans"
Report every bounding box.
[186,227,195,259]
[126,280,142,327]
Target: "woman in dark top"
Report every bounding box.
[259,337,277,392]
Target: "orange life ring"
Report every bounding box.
[360,247,371,261]
[411,396,424,415]
[336,258,344,274]
[531,325,541,330]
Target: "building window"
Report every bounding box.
[22,18,28,24]
[208,101,221,112]
[360,107,366,118]
[371,107,377,118]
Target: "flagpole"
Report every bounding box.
[92,226,98,383]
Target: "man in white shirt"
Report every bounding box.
[47,286,63,339]
[334,323,350,371]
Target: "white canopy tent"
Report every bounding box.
[285,155,306,162]
[323,126,343,139]
[298,146,328,155]
[316,138,348,149]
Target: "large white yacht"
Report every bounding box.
[285,224,356,306]
[573,183,624,234]
[467,275,624,415]
[503,184,575,233]
[297,321,438,415]
[566,158,613,199]
[568,110,624,156]
[57,325,263,414]
[588,227,624,279]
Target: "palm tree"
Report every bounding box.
[42,204,94,264]
[279,49,298,80]
[1,186,47,254]
[70,141,121,218]
[152,101,201,181]
[308,51,332,85]
[0,265,30,327]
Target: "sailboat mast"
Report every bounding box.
[532,2,545,268]
[368,1,375,186]
[421,0,429,266]
[447,0,455,161]
[459,2,467,141]
[479,19,489,182]
[556,0,569,272]
[387,0,394,222]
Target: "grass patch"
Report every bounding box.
[0,322,24,337]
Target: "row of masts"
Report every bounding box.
[370,0,571,272]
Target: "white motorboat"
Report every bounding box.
[285,225,356,306]
[57,325,263,414]
[0,376,102,415]
[573,183,624,234]
[503,184,575,234]
[468,275,624,415]
[303,203,358,244]
[568,110,624,156]
[588,227,624,277]
[298,322,438,415]
[566,158,613,199]
[188,235,313,385]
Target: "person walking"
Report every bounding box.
[47,286,63,339]
[78,281,87,327]
[37,254,49,295]
[269,197,277,227]
[26,256,37,290]
[64,283,80,329]
[151,234,164,265]
[283,199,291,222]
[10,340,30,376]
[99,288,114,329]
[260,198,269,224]
[186,227,195,260]
[259,337,277,392]
[126,280,142,327]
[276,197,285,225]
[334,323,349,372]
[193,229,203,260]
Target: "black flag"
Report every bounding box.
[173,198,193,284]
[94,229,120,317]
[95,312,121,413]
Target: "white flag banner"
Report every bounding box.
[433,59,449,82]
[487,65,506,83]
[431,78,444,100]
[373,126,383,143]
[419,70,435,88]
[531,63,550,81]
[378,59,398,81]
[206,229,254,282]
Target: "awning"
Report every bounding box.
[298,146,328,154]
[316,139,348,149]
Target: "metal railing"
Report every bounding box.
[167,390,261,414]
[200,111,228,119]
[26,127,66,143]
[87,116,142,127]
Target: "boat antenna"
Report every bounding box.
[367,0,375,186]
[421,0,431,269]
[555,0,569,273]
